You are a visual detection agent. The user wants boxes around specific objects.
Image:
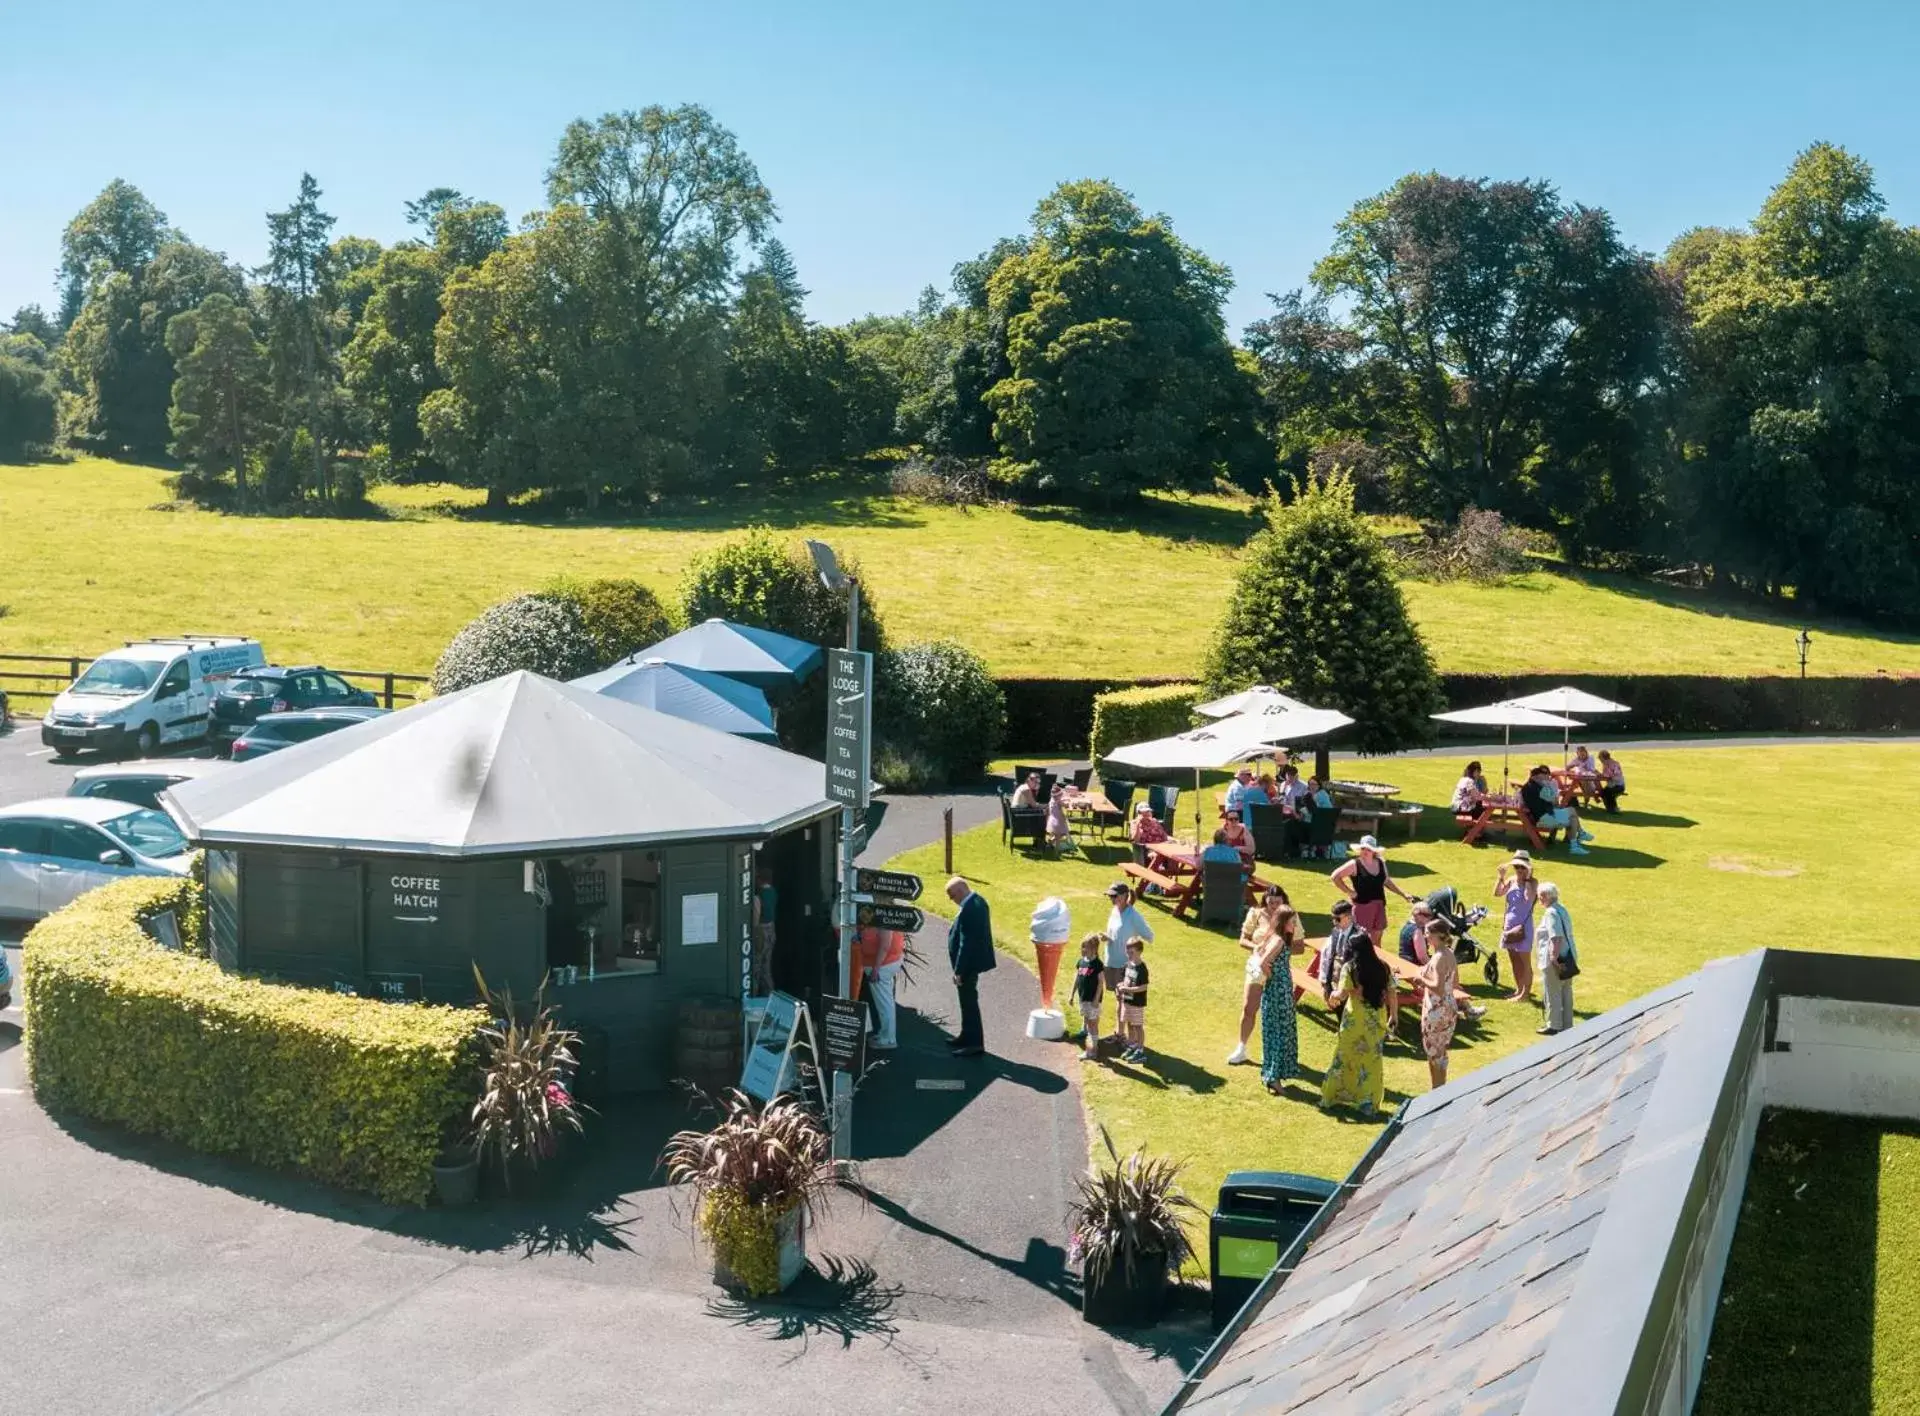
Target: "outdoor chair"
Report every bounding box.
[1200,860,1248,926]
[1071,767,1093,791]
[1304,802,1340,859]
[1148,784,1181,828]
[1096,779,1135,838]
[1000,792,1047,851]
[1244,801,1285,863]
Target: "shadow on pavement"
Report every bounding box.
[705,1253,908,1352]
[852,1006,1068,1163]
[862,1186,1078,1308]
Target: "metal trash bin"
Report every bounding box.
[1209,1170,1339,1329]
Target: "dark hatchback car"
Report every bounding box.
[211,666,377,750]
[229,706,388,762]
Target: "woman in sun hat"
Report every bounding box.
[1493,849,1540,1003]
[1329,835,1413,943]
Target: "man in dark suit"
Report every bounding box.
[945,876,996,1056]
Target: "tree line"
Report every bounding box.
[2,109,1917,621]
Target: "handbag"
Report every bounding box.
[1554,953,1580,981]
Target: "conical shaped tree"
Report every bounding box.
[1204,474,1442,754]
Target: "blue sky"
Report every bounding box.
[3,0,1916,334]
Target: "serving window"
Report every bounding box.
[543,851,660,981]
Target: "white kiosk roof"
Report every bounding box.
[165,671,839,857]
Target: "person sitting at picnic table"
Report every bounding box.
[1277,764,1309,813]
[1223,767,1258,816]
[1329,835,1414,943]
[1044,782,1072,851]
[1597,750,1627,814]
[1255,770,1281,804]
[1127,799,1170,868]
[1520,764,1592,856]
[1320,921,1397,1117]
[1451,760,1488,818]
[1569,745,1596,779]
[1220,808,1256,863]
[1012,771,1044,810]
[1200,828,1243,865]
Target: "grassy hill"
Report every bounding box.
[3,457,1917,682]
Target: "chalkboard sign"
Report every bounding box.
[822,996,867,1075]
[367,972,424,1003]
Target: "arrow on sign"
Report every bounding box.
[395,914,439,924]
[834,692,865,708]
[856,868,924,902]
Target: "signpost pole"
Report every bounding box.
[832,579,862,1165]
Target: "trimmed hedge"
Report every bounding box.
[23,874,483,1205]
[1089,683,1203,765]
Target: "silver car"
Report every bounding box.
[0,798,195,922]
[68,757,230,811]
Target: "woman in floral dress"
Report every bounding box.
[1418,918,1460,1090]
[1320,928,1397,1117]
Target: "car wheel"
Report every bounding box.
[52,744,79,761]
[134,722,161,758]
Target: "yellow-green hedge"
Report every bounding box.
[23,874,484,1205]
[1089,683,1202,765]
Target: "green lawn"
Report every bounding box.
[887,743,1920,1273]
[3,457,1917,681]
[1696,1110,1920,1416]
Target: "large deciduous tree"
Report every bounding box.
[983,180,1261,502]
[426,106,772,507]
[57,179,175,327]
[1670,143,1920,618]
[1271,173,1674,555]
[0,335,57,459]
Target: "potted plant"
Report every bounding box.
[431,1125,481,1207]
[1068,1127,1199,1327]
[470,967,586,1196]
[660,1089,834,1298]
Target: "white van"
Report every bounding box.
[41,636,265,759]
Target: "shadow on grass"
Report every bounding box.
[1607,809,1699,829]
[1695,1109,1880,1416]
[1010,496,1258,549]
[1102,1050,1226,1095]
[705,1253,910,1355]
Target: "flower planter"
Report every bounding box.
[431,1151,480,1207]
[711,1203,807,1297]
[1081,1250,1170,1327]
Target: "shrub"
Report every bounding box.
[547,576,675,670]
[1089,683,1201,765]
[431,593,597,695]
[1397,507,1534,583]
[873,744,941,794]
[679,527,884,652]
[23,875,482,1205]
[881,640,1006,785]
[1204,473,1444,754]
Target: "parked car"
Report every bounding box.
[41,636,265,759]
[0,797,195,922]
[229,706,388,762]
[68,758,232,811]
[211,665,378,750]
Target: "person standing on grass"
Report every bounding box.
[1258,904,1303,1095]
[1116,937,1151,1063]
[1318,898,1363,998]
[1330,835,1413,944]
[1320,926,1396,1117]
[1418,918,1460,1090]
[1102,882,1154,1041]
[1495,851,1539,1003]
[1044,782,1073,851]
[1229,885,1300,1066]
[1073,933,1107,1061]
[1535,882,1578,1035]
[945,877,996,1057]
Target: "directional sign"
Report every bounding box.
[858,901,925,933]
[856,868,923,902]
[825,648,873,809]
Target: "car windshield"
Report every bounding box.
[71,658,161,696]
[98,808,189,859]
[222,677,281,698]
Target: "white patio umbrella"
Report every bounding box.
[1431,703,1585,787]
[1102,719,1291,840]
[1497,686,1630,763]
[1195,685,1312,719]
[1224,703,1356,784]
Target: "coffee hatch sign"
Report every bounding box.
[390,874,443,924]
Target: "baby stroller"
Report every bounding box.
[1427,888,1497,988]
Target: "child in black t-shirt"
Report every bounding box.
[1118,938,1150,1062]
[1073,933,1106,1061]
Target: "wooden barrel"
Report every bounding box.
[674,996,743,1096]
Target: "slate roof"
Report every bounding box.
[1180,986,1694,1416]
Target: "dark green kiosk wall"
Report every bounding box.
[205,820,836,1092]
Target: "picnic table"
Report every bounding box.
[1060,787,1118,839]
[1456,795,1546,852]
[1330,780,1400,801]
[1553,769,1605,811]
[1124,839,1269,920]
[1292,938,1476,1020]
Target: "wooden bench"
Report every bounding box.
[1120,861,1181,895]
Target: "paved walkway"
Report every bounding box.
[0,789,1199,1416]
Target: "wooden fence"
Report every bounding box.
[0,651,430,718]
